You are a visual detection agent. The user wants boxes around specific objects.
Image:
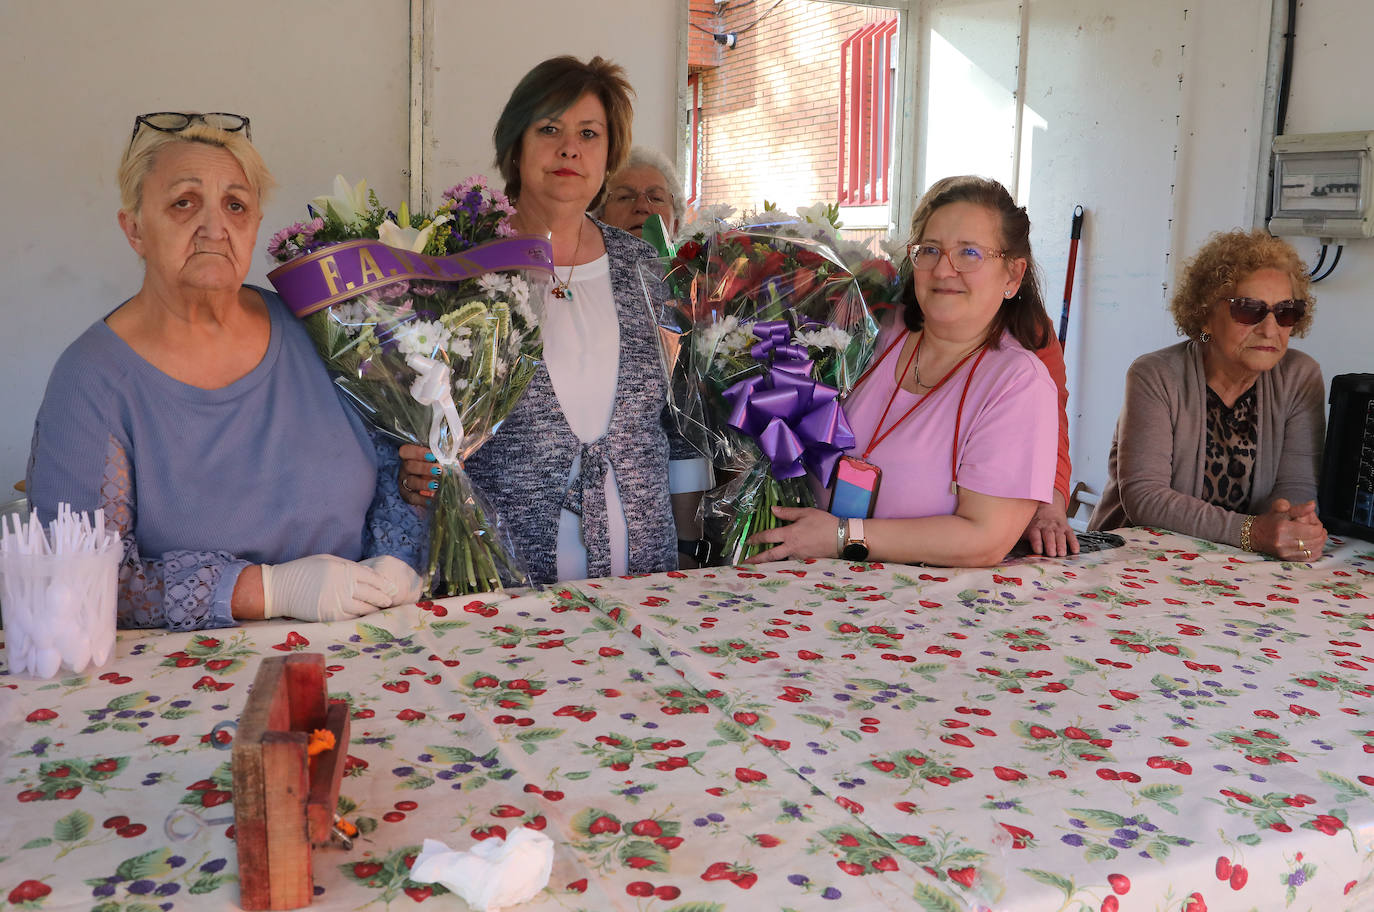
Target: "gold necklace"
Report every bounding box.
[912,331,980,389]
[910,331,932,388]
[549,216,586,300]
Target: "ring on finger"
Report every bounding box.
[1303,548,1311,560]
[1297,538,1305,550]
[401,476,413,494]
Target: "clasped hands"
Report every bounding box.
[262,554,423,623]
[1251,498,1326,562]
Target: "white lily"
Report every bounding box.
[378,211,452,254]
[312,174,370,226]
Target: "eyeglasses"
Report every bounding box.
[908,242,1006,273]
[606,187,673,207]
[129,112,252,150]
[1222,296,1308,327]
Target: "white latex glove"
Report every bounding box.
[261,554,396,622]
[361,555,424,606]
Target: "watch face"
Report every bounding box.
[841,542,869,561]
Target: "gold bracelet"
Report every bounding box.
[1239,514,1256,552]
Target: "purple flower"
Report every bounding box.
[1061,834,1085,847]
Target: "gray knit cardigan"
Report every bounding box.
[466,220,690,583]
[1089,340,1325,547]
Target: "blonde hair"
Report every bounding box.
[118,121,274,215]
[1170,229,1314,339]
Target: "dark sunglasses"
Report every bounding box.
[129,112,251,150]
[1222,296,1307,327]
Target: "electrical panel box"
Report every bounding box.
[1268,131,1374,239]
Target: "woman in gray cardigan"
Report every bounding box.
[1090,230,1326,561]
[398,56,705,584]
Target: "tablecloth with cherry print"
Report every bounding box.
[2,526,1373,912]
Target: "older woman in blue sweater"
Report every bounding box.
[27,113,424,630]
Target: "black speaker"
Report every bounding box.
[1319,373,1374,540]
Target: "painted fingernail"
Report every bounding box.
[428,481,438,490]
[424,452,437,462]
[431,466,442,476]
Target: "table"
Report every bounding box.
[3,527,1374,911]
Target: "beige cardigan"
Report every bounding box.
[1089,341,1325,547]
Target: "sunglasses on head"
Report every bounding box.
[1222,296,1307,327]
[128,112,251,151]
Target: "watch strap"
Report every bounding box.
[678,538,715,565]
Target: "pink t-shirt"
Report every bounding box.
[830,328,1057,519]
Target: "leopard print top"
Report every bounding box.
[1200,386,1257,511]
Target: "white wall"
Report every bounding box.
[1062,0,1374,496]
[0,0,412,492]
[1265,0,1374,392]
[1018,0,1277,491]
[426,3,680,203]
[0,0,681,493]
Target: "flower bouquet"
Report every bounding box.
[267,175,552,595]
[641,209,879,563]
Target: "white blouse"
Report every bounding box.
[538,253,711,581]
[538,255,629,579]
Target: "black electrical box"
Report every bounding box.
[1319,373,1374,541]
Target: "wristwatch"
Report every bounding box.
[840,517,869,561]
[678,538,715,565]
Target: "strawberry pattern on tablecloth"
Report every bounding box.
[2,527,1373,911]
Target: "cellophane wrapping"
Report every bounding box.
[269,177,543,595]
[640,219,879,563]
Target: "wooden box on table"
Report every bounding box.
[231,653,350,910]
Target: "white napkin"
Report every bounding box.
[409,829,554,912]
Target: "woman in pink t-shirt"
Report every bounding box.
[748,176,1057,567]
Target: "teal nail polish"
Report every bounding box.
[431,466,442,476]
[428,481,438,490]
[424,452,437,462]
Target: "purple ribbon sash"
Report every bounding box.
[268,235,556,318]
[721,320,855,483]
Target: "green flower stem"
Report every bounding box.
[426,470,512,597]
[717,465,814,564]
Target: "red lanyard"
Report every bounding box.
[852,328,989,489]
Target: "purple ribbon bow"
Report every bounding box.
[721,320,855,483]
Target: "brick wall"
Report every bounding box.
[688,0,722,71]
[694,0,892,215]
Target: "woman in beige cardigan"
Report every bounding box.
[1090,230,1326,561]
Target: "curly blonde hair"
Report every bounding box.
[1170,229,1314,339]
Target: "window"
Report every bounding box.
[837,18,898,207]
[686,73,702,205]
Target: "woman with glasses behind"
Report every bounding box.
[1090,229,1326,561]
[596,146,685,239]
[746,175,1058,567]
[26,112,424,630]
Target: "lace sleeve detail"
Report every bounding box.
[363,428,427,573]
[100,436,243,631]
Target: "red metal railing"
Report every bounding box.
[837,18,898,206]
